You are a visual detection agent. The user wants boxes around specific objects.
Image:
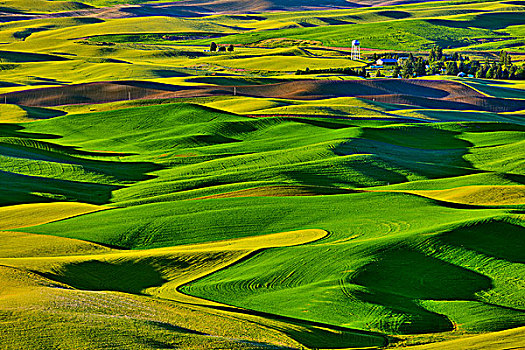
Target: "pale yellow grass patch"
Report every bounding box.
[406,326,525,350]
[0,231,111,258]
[408,185,525,206]
[0,202,106,230]
[0,104,30,123]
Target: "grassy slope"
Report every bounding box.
[1,102,521,341]
[0,1,524,348]
[0,202,105,230]
[406,326,525,349]
[1,0,524,90]
[0,260,301,350]
[1,228,390,349]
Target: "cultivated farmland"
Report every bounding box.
[0,0,524,349]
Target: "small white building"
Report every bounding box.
[376,58,398,65]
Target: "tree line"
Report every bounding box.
[210,42,234,52]
[388,47,525,80]
[295,66,368,77]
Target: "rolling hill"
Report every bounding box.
[0,0,524,349]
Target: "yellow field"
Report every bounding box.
[406,326,525,350]
[0,105,31,122]
[0,202,106,230]
[0,229,329,349]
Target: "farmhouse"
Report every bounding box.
[376,58,398,65]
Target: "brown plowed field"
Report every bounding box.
[235,79,482,99]
[4,79,525,112]
[0,81,216,107]
[0,0,465,22]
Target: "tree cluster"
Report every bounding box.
[391,53,426,78]
[428,48,523,79]
[371,52,409,61]
[296,66,368,77]
[210,42,234,52]
[388,46,524,80]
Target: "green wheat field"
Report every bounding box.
[0,0,524,349]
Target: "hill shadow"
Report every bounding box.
[0,124,61,140]
[0,124,164,206]
[332,127,475,186]
[0,81,22,88]
[351,247,493,333]
[0,50,69,62]
[378,10,411,19]
[19,106,67,119]
[41,259,169,294]
[427,12,525,30]
[437,220,525,263]
[0,170,119,206]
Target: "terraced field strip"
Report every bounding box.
[192,185,358,200]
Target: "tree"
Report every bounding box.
[227,44,234,52]
[458,60,465,73]
[359,66,367,78]
[501,67,509,79]
[401,60,414,78]
[515,66,525,79]
[495,64,502,79]
[509,65,518,79]
[392,65,401,78]
[486,67,494,79]
[218,46,226,52]
[446,61,458,75]
[210,42,217,52]
[415,57,426,77]
[429,49,436,63]
[436,45,443,61]
[428,63,438,75]
[376,69,382,77]
[469,60,480,75]
[499,50,512,66]
[475,66,485,78]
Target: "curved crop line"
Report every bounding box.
[164,229,388,348]
[456,80,491,98]
[175,230,330,297]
